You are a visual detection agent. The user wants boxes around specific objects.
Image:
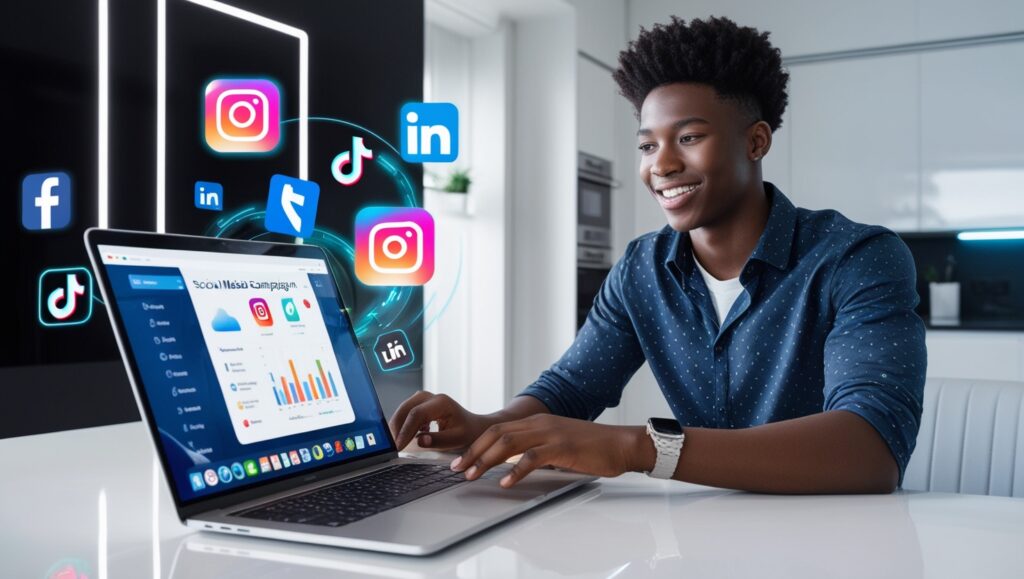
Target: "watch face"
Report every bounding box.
[650,418,683,436]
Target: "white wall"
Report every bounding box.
[509,9,579,398]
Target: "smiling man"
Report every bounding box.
[390,16,927,493]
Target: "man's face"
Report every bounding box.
[637,83,759,232]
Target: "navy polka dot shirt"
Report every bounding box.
[519,183,927,483]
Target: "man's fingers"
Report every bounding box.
[456,421,542,480]
[500,446,555,487]
[394,396,455,449]
[417,427,467,450]
[388,390,433,440]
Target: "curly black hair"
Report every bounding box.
[613,16,789,132]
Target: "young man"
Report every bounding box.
[389,16,926,493]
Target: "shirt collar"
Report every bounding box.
[664,182,797,283]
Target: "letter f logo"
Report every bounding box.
[265,175,321,238]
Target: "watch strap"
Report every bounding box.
[646,421,684,479]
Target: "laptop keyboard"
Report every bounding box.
[235,463,492,528]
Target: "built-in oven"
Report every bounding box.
[577,152,615,329]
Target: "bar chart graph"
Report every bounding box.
[271,359,341,406]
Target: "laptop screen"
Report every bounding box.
[97,243,393,503]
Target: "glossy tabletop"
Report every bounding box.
[2,422,1023,578]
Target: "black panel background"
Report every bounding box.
[0,0,424,438]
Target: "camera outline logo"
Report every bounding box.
[204,78,281,154]
[22,171,73,232]
[355,207,435,286]
[248,297,274,327]
[38,267,93,328]
[400,102,458,163]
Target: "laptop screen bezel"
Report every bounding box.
[84,228,401,519]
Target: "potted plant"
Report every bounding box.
[425,168,471,214]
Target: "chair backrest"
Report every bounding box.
[903,378,1024,497]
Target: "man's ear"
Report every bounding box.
[748,120,772,161]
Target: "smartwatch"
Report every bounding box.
[645,418,685,479]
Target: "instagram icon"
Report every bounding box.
[204,78,280,153]
[355,207,435,286]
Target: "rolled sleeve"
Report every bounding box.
[822,230,927,484]
[517,242,647,421]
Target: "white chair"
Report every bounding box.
[903,377,1024,497]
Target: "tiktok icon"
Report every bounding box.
[38,267,94,327]
[372,329,415,372]
[332,136,374,186]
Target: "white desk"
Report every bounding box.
[2,422,1023,578]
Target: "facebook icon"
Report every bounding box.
[400,102,459,163]
[22,172,72,231]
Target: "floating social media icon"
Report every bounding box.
[189,472,206,492]
[38,267,93,327]
[265,174,320,238]
[22,172,72,231]
[281,297,300,322]
[355,207,435,286]
[194,181,223,211]
[204,78,280,154]
[332,136,374,186]
[249,298,273,326]
[203,469,219,486]
[400,102,458,163]
[373,329,415,371]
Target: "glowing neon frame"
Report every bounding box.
[157,0,308,234]
[957,229,1024,241]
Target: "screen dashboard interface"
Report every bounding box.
[98,244,392,503]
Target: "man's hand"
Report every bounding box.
[450,414,652,488]
[388,391,493,451]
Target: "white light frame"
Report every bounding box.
[98,0,108,228]
[157,0,309,234]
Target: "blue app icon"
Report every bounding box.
[265,174,320,238]
[217,465,233,483]
[323,442,335,458]
[231,462,246,480]
[189,472,206,492]
[211,308,241,332]
[194,181,223,211]
[22,171,73,231]
[400,103,459,163]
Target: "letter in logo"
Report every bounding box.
[203,79,280,154]
[22,172,72,231]
[373,329,415,371]
[249,298,273,326]
[194,181,223,211]
[400,103,458,163]
[38,267,93,327]
[332,136,374,186]
[355,207,435,286]
[264,174,320,238]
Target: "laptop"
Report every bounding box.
[84,228,595,556]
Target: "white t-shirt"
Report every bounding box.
[693,257,745,327]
